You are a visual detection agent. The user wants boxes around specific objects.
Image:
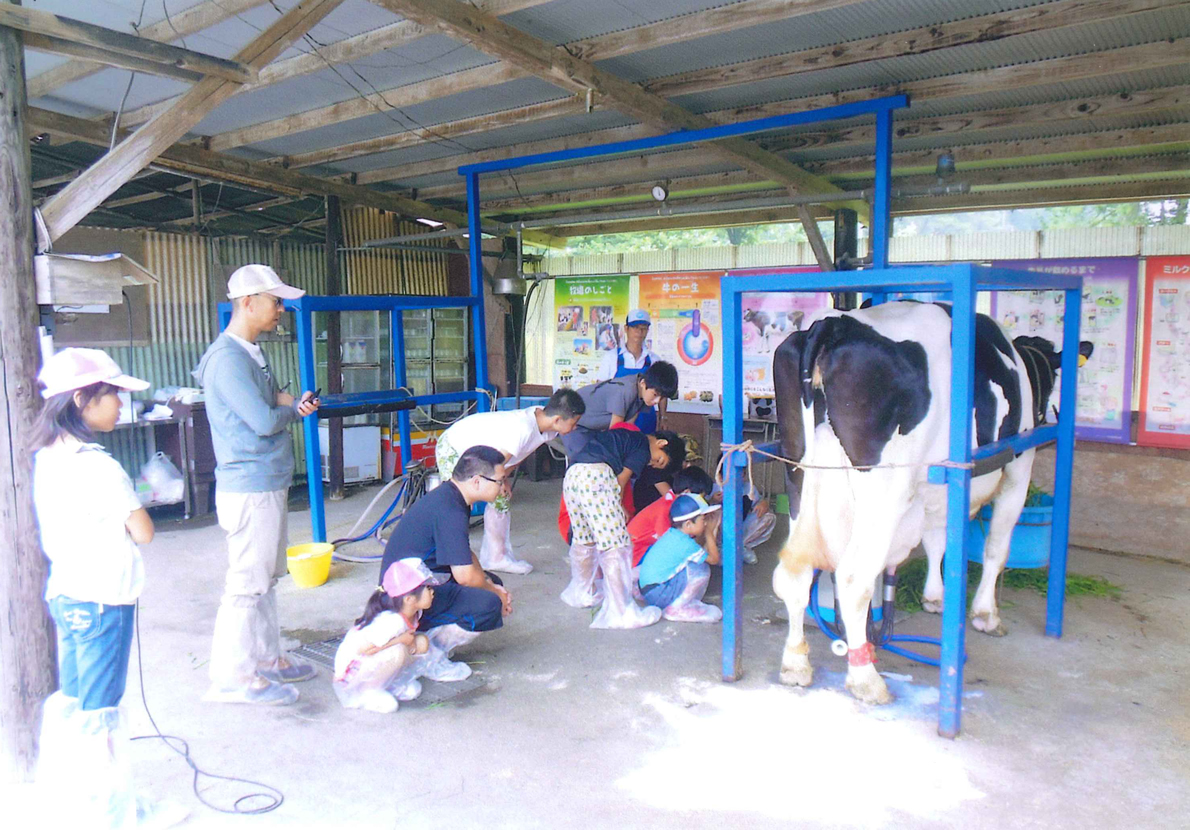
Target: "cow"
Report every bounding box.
[770,301,1090,704]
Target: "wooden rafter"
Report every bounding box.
[27,0,271,99]
[39,0,347,242]
[117,0,553,128]
[200,0,867,151]
[1,4,257,86]
[370,0,861,236]
[645,0,1186,98]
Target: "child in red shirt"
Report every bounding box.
[627,466,718,567]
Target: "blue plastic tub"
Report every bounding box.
[496,396,548,411]
[967,494,1054,569]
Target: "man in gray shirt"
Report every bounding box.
[194,264,319,706]
[561,361,679,458]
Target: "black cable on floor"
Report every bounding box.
[131,601,285,815]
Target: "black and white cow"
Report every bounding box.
[771,301,1090,704]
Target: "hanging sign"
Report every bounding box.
[552,275,631,389]
[990,258,1138,444]
[1138,256,1190,448]
[638,272,724,414]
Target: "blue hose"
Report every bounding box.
[331,479,407,547]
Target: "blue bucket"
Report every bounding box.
[967,494,1053,569]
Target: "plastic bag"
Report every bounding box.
[661,561,722,623]
[139,452,183,504]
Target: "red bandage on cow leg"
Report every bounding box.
[848,642,878,667]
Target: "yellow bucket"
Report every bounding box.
[286,543,334,588]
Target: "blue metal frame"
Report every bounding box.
[218,293,492,543]
[719,264,1081,739]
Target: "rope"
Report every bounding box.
[713,439,975,491]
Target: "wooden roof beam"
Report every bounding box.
[371,0,862,256]
[27,0,271,99]
[2,4,257,87]
[39,0,347,242]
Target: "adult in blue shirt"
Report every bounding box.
[380,445,511,658]
[596,308,666,433]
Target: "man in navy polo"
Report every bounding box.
[380,446,512,658]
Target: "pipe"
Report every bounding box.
[364,223,509,247]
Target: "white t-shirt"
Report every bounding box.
[441,407,556,467]
[596,346,658,382]
[226,331,268,369]
[34,440,145,605]
[334,611,413,681]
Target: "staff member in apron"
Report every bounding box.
[596,309,666,434]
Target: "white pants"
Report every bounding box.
[210,489,288,688]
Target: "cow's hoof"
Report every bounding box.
[779,658,813,688]
[846,669,893,705]
[922,598,943,614]
[972,614,1008,637]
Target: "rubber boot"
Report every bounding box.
[478,504,533,574]
[560,540,603,608]
[590,546,662,630]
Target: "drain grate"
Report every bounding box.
[292,636,488,706]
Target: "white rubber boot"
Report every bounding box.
[590,547,662,630]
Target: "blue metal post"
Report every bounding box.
[721,282,745,681]
[939,268,975,739]
[466,172,492,412]
[871,108,893,270]
[1047,287,1082,636]
[294,303,326,542]
[391,309,413,471]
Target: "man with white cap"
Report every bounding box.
[194,264,320,705]
[595,308,667,433]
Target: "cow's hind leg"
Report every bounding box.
[920,525,946,614]
[773,557,815,687]
[971,458,1032,636]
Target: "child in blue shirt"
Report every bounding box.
[637,494,723,623]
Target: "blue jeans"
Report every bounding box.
[641,568,688,610]
[48,596,135,710]
[419,572,505,633]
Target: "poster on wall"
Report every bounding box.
[1139,256,1190,448]
[990,258,1138,444]
[729,267,832,402]
[639,272,724,414]
[552,275,630,390]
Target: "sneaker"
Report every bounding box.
[422,656,472,682]
[258,658,316,684]
[203,680,298,706]
[393,678,423,702]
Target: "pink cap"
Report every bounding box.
[227,264,305,300]
[38,348,149,399]
[381,557,441,598]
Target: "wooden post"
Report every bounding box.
[325,196,344,500]
[0,0,57,783]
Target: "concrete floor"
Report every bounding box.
[20,478,1190,828]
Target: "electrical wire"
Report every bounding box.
[131,602,284,814]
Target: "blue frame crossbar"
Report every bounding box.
[720,264,1082,739]
[219,292,492,544]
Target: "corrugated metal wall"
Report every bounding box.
[340,207,449,295]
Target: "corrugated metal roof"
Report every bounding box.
[503,0,734,45]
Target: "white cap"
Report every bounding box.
[38,348,149,399]
[226,264,305,300]
[626,309,651,326]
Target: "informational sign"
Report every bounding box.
[730,267,832,400]
[553,275,630,389]
[1139,256,1190,448]
[638,272,724,414]
[991,258,1138,444]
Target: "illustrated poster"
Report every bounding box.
[990,258,1138,444]
[553,275,630,390]
[730,267,832,400]
[1138,256,1190,448]
[638,272,723,414]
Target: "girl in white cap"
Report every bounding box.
[31,348,185,827]
[333,557,468,713]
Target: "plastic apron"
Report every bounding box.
[615,350,657,434]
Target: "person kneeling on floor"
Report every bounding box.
[334,558,471,713]
[638,494,723,624]
[628,465,719,571]
[561,428,684,629]
[379,446,512,661]
[436,388,585,575]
